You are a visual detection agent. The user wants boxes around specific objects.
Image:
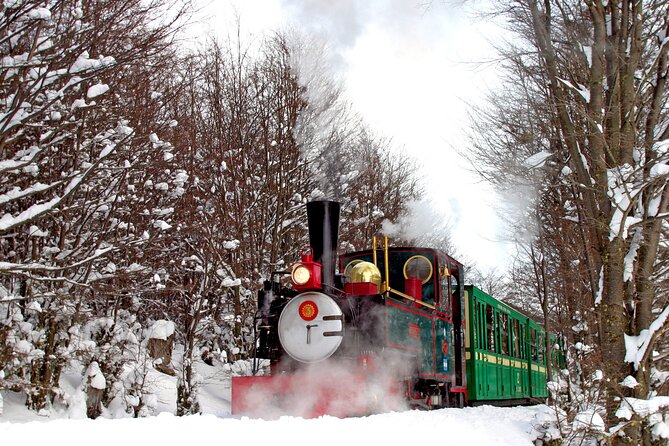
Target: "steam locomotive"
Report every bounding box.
[231,201,551,418]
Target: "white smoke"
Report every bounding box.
[288,33,347,147]
[381,199,453,250]
[232,360,408,419]
[279,0,464,52]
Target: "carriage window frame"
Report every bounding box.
[538,331,545,363]
[520,324,526,360]
[478,302,488,350]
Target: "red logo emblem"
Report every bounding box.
[298,300,318,321]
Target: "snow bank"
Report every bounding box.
[0,350,550,446]
[0,405,546,446]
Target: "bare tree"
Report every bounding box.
[468,1,669,443]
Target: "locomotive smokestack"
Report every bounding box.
[306,200,340,289]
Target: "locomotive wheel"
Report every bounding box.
[406,379,447,410]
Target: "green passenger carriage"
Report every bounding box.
[465,285,548,404]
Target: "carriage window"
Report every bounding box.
[513,319,520,359]
[486,305,495,352]
[500,313,509,356]
[530,328,538,361]
[538,332,545,363]
[475,302,480,349]
[479,303,486,350]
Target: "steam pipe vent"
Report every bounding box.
[306,200,340,289]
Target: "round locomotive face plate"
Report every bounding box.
[278,292,343,363]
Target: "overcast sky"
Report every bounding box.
[193,0,511,272]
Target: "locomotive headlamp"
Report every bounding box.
[290,246,322,291]
[292,264,311,285]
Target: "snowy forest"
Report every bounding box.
[1,1,669,446]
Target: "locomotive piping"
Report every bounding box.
[384,236,390,293]
[372,236,378,267]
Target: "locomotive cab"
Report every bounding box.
[340,245,467,408]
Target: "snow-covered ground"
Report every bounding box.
[0,358,550,446]
[1,397,547,446]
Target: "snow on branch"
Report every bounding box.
[574,142,593,184]
[0,246,116,274]
[624,305,669,370]
[524,151,552,169]
[0,181,60,205]
[68,51,116,74]
[0,141,119,231]
[607,165,642,241]
[623,230,642,283]
[616,396,669,422]
[595,266,604,305]
[0,146,42,174]
[557,77,590,103]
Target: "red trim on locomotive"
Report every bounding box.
[386,343,420,352]
[344,282,379,295]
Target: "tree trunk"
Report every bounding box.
[147,334,175,376]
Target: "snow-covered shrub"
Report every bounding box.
[532,405,566,445]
